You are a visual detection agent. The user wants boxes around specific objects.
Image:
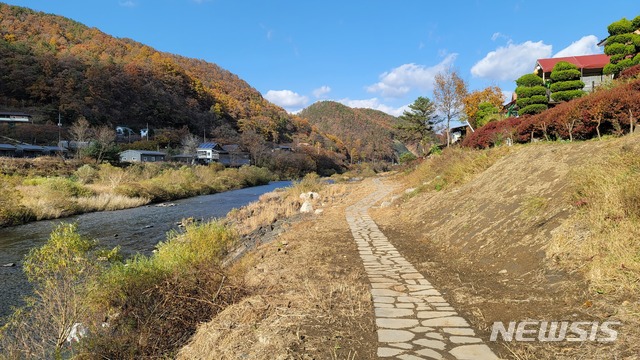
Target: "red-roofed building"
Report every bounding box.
[534,54,612,92]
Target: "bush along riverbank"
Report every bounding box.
[0,157,274,228]
[0,173,332,359]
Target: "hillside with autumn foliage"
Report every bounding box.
[0,4,327,150]
[298,101,405,163]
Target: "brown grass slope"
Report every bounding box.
[372,137,640,359]
[177,179,379,360]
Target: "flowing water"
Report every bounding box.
[0,181,291,322]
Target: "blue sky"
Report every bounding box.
[5,1,640,116]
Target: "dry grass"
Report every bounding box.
[226,173,349,237]
[177,179,377,360]
[548,136,640,296]
[74,193,150,211]
[402,145,513,194]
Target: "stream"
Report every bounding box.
[0,181,291,322]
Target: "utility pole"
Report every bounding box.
[57,113,62,145]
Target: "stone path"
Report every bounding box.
[346,180,500,360]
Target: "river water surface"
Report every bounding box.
[0,181,291,321]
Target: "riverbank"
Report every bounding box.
[0,181,292,323]
[0,157,274,228]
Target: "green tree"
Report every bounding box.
[433,68,468,146]
[395,96,440,155]
[549,61,585,102]
[475,102,501,127]
[515,73,548,115]
[603,16,640,75]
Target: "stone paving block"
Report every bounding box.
[401,272,424,279]
[375,303,396,308]
[406,284,435,291]
[373,296,396,304]
[398,355,427,360]
[378,329,415,343]
[396,296,424,303]
[421,316,470,327]
[376,318,420,329]
[410,289,441,296]
[409,326,436,333]
[413,338,447,350]
[426,332,445,340]
[443,327,476,336]
[449,344,500,360]
[389,342,414,350]
[416,311,459,319]
[377,347,405,357]
[371,288,406,297]
[371,283,399,289]
[375,308,414,318]
[415,347,445,359]
[450,336,482,344]
[396,303,415,309]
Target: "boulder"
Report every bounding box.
[299,192,320,200]
[300,201,314,213]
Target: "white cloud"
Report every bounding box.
[366,54,457,98]
[264,90,309,109]
[119,1,136,7]
[491,32,509,42]
[471,40,552,82]
[312,86,331,98]
[338,98,408,117]
[553,35,600,58]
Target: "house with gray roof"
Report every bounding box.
[119,149,167,163]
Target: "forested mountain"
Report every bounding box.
[298,101,401,162]
[0,3,312,145]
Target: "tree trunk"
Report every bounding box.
[596,117,602,140]
[630,109,635,134]
[446,118,450,147]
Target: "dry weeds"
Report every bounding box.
[178,179,377,360]
[371,138,639,359]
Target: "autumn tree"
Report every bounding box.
[68,116,92,143]
[85,125,118,163]
[395,96,440,155]
[181,133,201,154]
[433,68,468,146]
[462,86,504,128]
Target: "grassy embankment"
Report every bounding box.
[0,173,335,359]
[0,157,273,227]
[400,137,640,298]
[375,135,640,359]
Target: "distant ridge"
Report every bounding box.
[298,101,402,162]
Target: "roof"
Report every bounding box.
[16,144,44,151]
[221,144,242,152]
[535,54,611,73]
[0,111,31,117]
[43,146,68,152]
[0,144,16,150]
[197,142,225,151]
[120,150,166,156]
